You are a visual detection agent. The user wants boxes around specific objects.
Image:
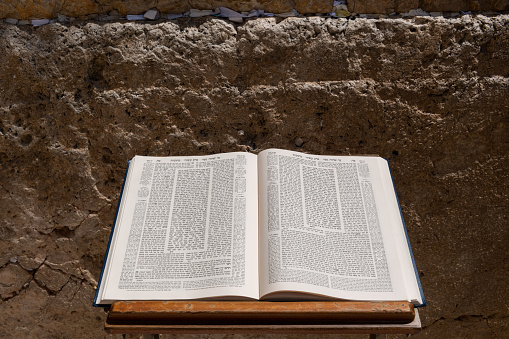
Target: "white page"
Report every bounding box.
[97,152,259,303]
[258,149,418,303]
[377,160,423,304]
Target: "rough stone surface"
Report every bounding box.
[421,0,509,12]
[34,264,69,294]
[188,0,294,13]
[0,264,31,299]
[396,0,420,13]
[294,0,333,14]
[0,15,508,338]
[348,0,509,14]
[0,0,333,19]
[59,1,101,18]
[348,0,395,14]
[420,0,467,12]
[1,1,509,19]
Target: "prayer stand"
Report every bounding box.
[105,300,421,337]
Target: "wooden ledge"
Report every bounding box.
[105,301,420,334]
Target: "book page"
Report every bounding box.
[258,149,420,303]
[97,152,259,304]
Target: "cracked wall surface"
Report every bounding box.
[0,14,508,338]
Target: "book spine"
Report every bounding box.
[93,160,131,307]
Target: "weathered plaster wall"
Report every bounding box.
[0,14,508,338]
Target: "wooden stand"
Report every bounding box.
[105,301,421,336]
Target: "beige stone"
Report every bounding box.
[0,0,60,19]
[295,0,333,14]
[97,0,156,15]
[59,0,100,17]
[419,0,508,12]
[396,0,419,12]
[188,0,293,13]
[350,0,509,13]
[156,0,191,13]
[0,0,336,18]
[1,0,509,19]
[420,0,467,12]
[348,0,395,14]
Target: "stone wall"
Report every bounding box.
[1,0,508,19]
[0,15,508,338]
[0,0,331,19]
[349,0,509,13]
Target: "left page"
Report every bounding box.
[95,152,259,305]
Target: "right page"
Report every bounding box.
[258,149,423,305]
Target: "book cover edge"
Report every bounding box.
[385,159,427,307]
[93,160,131,307]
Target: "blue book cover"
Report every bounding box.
[386,159,426,307]
[93,161,131,307]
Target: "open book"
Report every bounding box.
[94,149,425,307]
